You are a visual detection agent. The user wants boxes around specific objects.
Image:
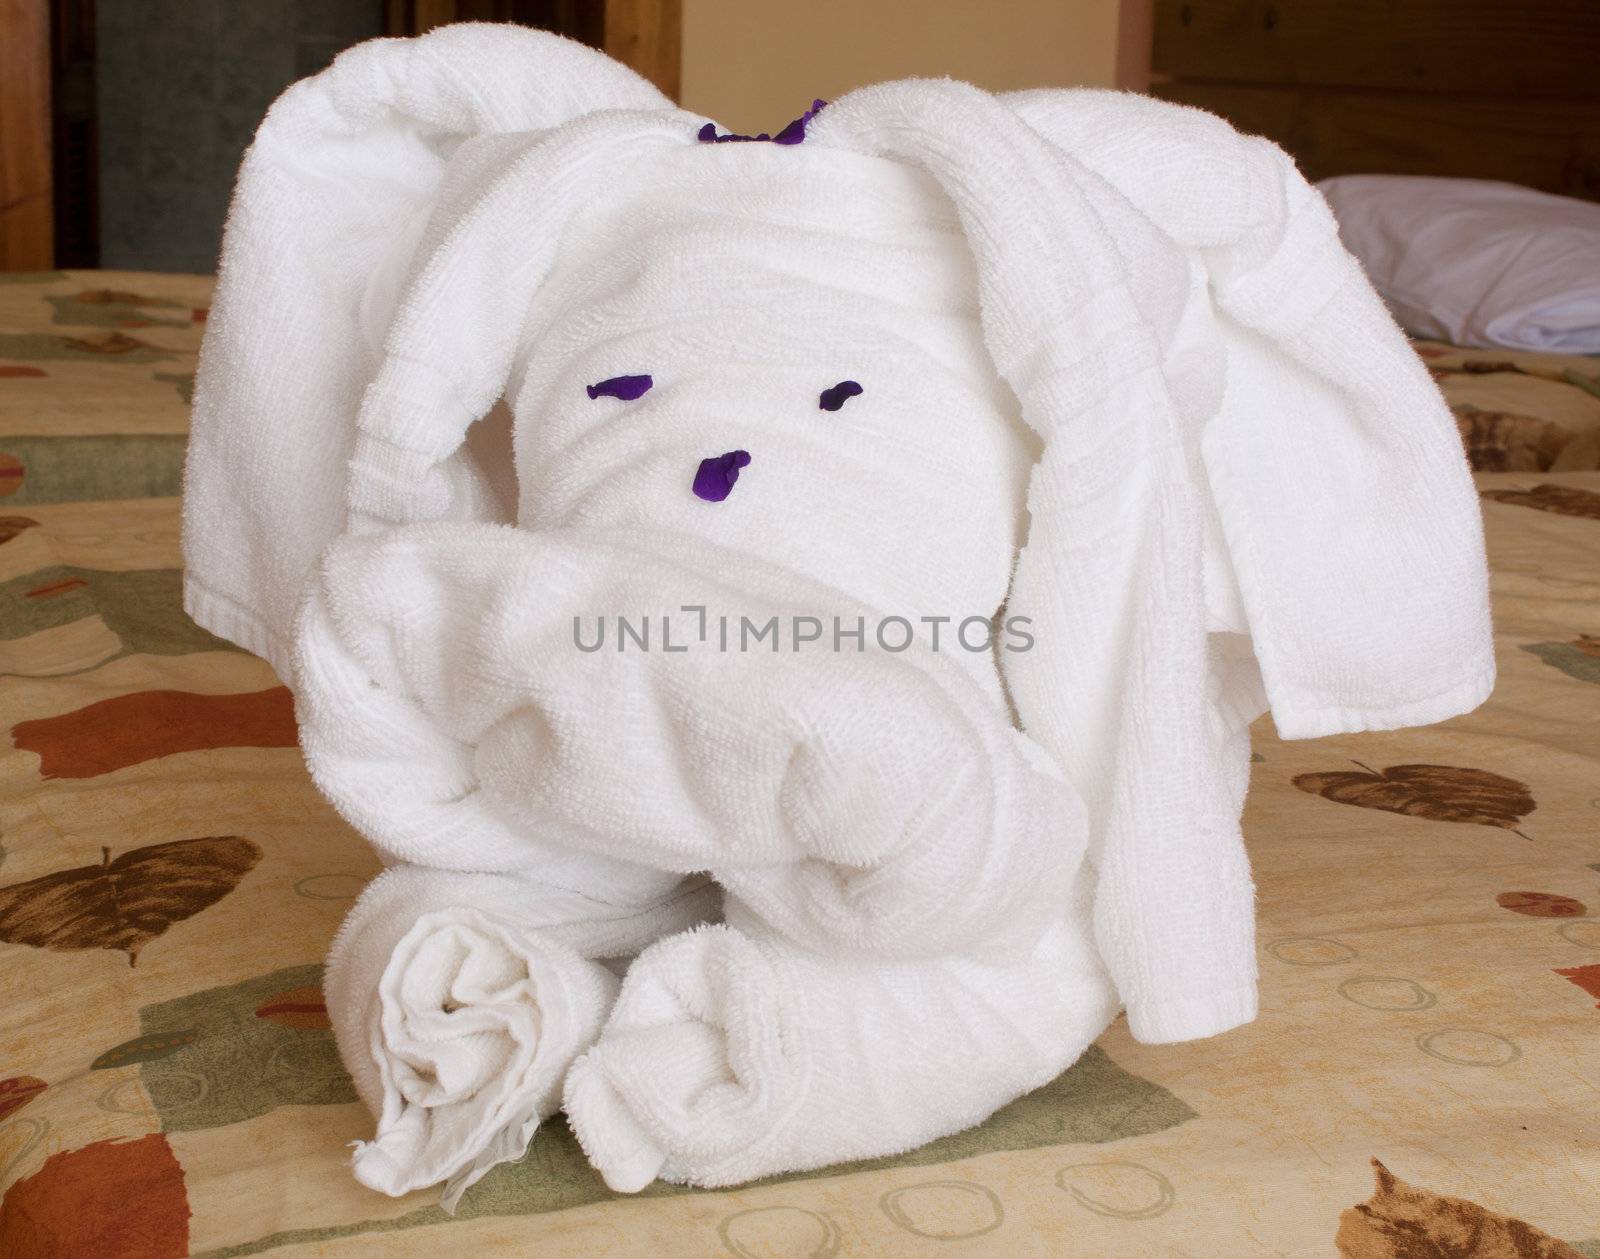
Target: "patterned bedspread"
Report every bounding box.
[1,271,1597,1258]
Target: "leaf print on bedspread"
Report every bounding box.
[1522,636,1600,686]
[1336,1158,1584,1258]
[1554,963,1600,1010]
[215,1043,1193,1251]
[0,567,232,674]
[0,836,260,965]
[0,435,186,506]
[153,371,193,403]
[0,516,38,545]
[1496,891,1586,918]
[0,329,176,364]
[1480,483,1600,520]
[133,964,356,1132]
[1452,405,1569,472]
[1292,763,1535,837]
[92,1031,201,1071]
[10,686,298,779]
[253,983,332,1030]
[46,289,188,330]
[0,1076,46,1121]
[0,1133,189,1259]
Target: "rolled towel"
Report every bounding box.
[325,863,718,1205]
[563,872,1118,1191]
[296,522,1079,957]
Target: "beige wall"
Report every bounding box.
[681,0,1123,133]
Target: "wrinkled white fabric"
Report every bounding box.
[324,864,716,1203]
[182,23,670,677]
[296,525,1074,959]
[1318,173,1600,353]
[567,869,1116,1190]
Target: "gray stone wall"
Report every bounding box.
[97,0,382,273]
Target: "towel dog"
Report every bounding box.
[184,25,1493,1197]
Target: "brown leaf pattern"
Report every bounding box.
[1480,483,1600,521]
[254,984,332,1031]
[1554,962,1600,1009]
[1337,1158,1583,1257]
[0,516,38,545]
[1453,406,1570,472]
[1292,763,1535,836]
[1522,637,1600,686]
[0,836,261,965]
[1574,635,1600,659]
[0,1133,190,1258]
[91,1030,200,1070]
[72,289,170,306]
[60,331,156,356]
[0,1075,46,1121]
[1495,891,1586,918]
[10,686,298,779]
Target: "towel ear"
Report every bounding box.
[1006,88,1493,737]
[183,26,671,677]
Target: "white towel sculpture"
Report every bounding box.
[183,25,1495,1199]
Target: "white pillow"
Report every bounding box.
[1318,175,1600,354]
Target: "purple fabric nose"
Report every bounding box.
[819,380,862,411]
[693,450,752,502]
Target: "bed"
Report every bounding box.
[0,268,1597,1256]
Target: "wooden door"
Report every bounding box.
[0,0,54,269]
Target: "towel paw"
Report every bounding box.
[565,915,1116,1190]
[564,924,807,1190]
[351,910,622,1198]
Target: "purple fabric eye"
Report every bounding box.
[693,450,752,503]
[819,380,863,412]
[587,374,653,401]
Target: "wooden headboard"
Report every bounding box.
[1144,0,1600,202]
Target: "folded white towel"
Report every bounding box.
[565,867,1117,1190]
[296,522,1076,959]
[183,24,671,676]
[990,86,1495,1039]
[325,863,717,1204]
